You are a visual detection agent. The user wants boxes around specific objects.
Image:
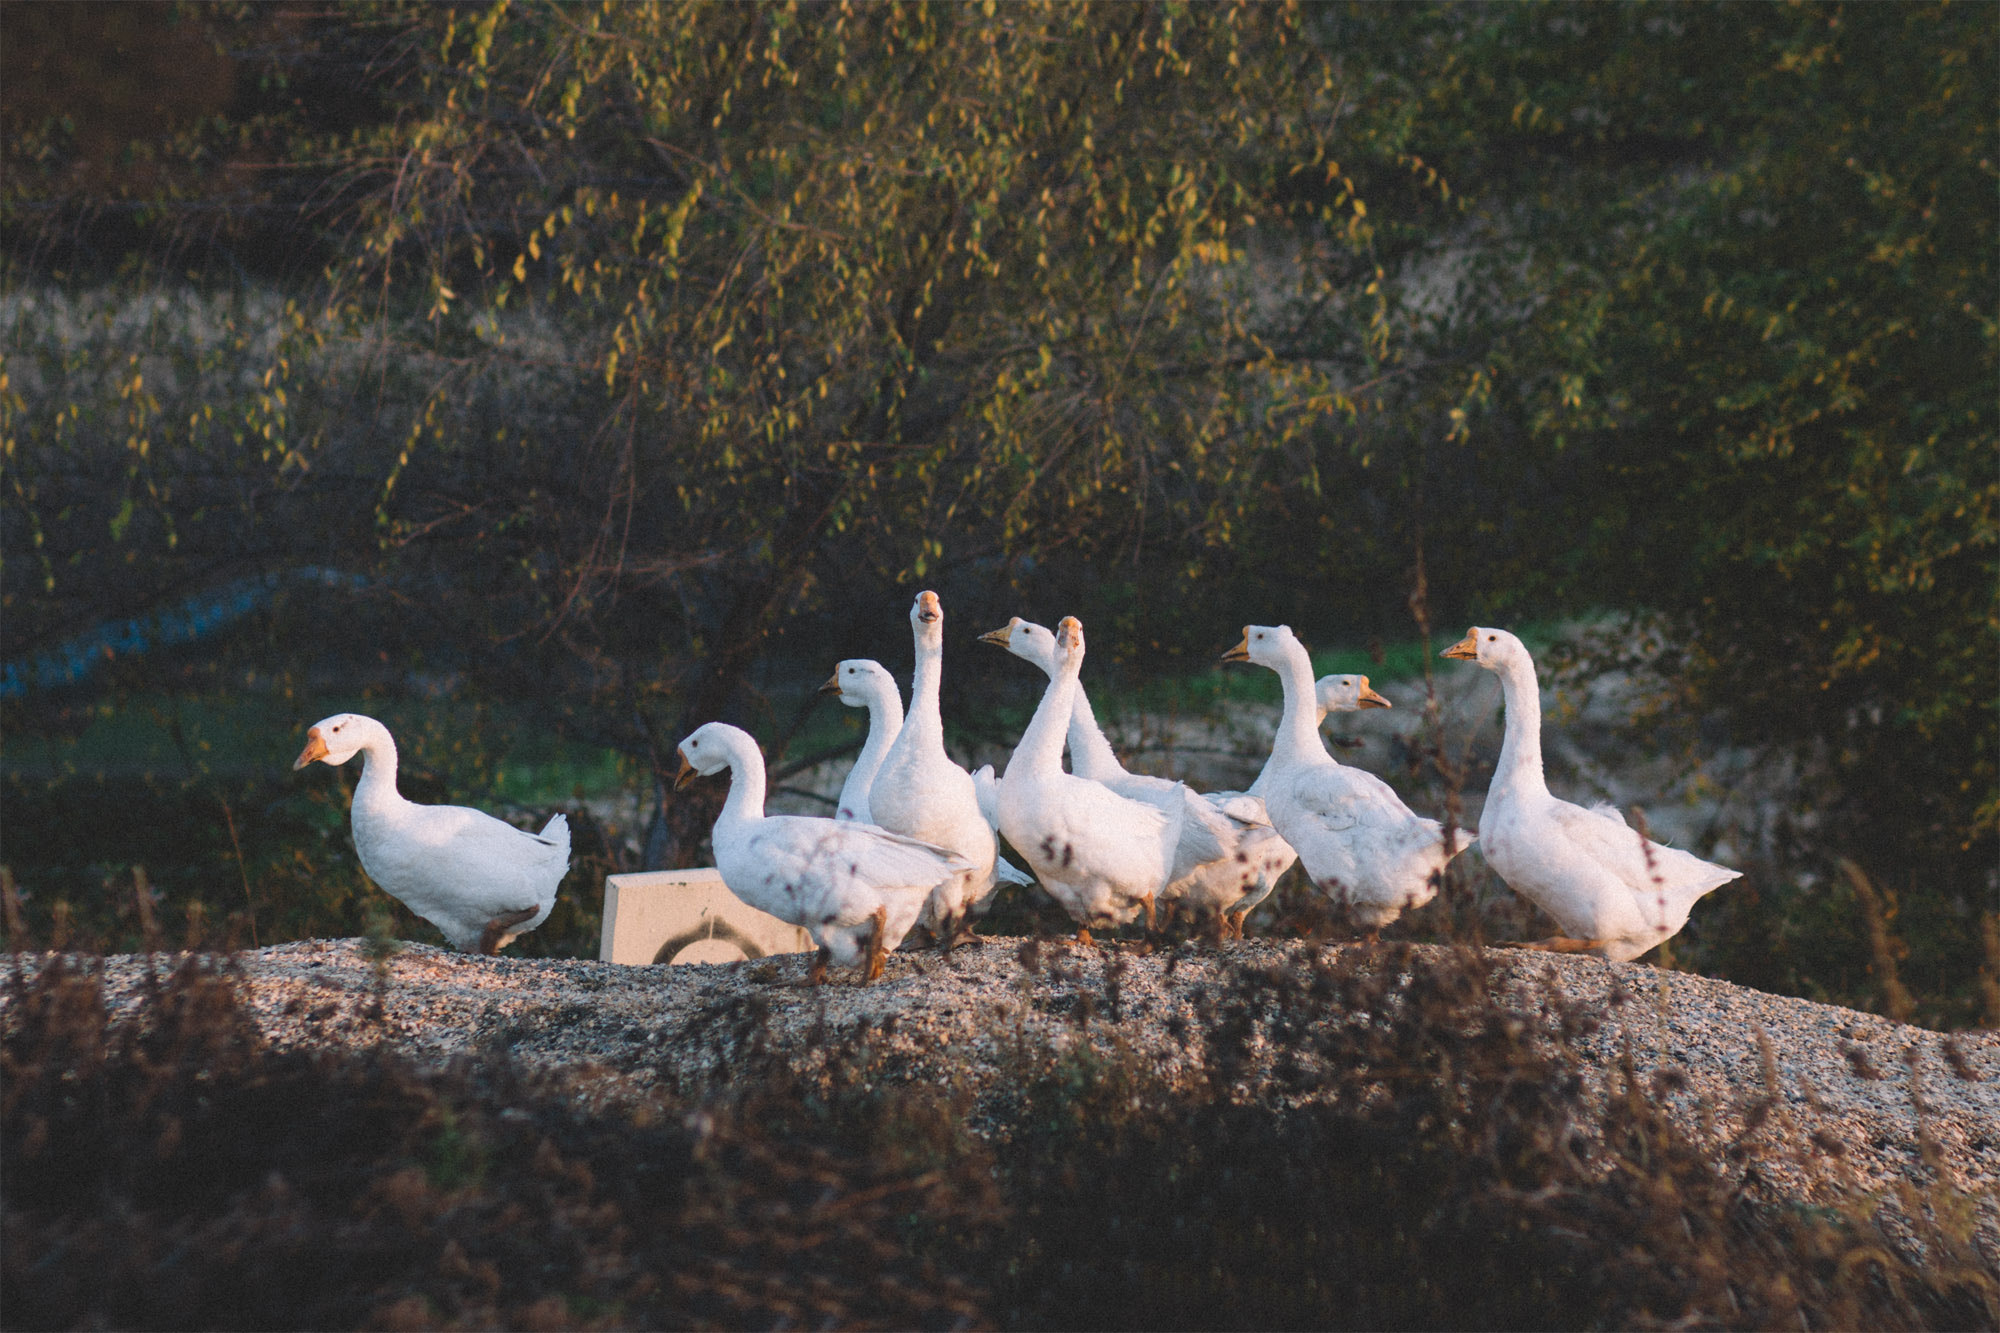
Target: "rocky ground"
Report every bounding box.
[47,935,1999,1234]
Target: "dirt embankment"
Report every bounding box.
[51,935,1999,1221]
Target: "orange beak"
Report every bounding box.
[1219,631,1251,663]
[1358,679,1392,709]
[292,727,330,771]
[818,672,843,695]
[673,754,700,790]
[1441,630,1480,661]
[915,590,941,624]
[978,624,1014,647]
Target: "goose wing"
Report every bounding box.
[752,817,970,885]
[1546,799,1737,901]
[1281,762,1411,834]
[1545,801,1661,885]
[733,818,969,929]
[1206,791,1271,827]
[1100,772,1244,874]
[411,805,565,912]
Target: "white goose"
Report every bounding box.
[1442,627,1740,961]
[867,591,1003,945]
[966,763,1039,890]
[1185,673,1394,938]
[979,617,1266,930]
[292,713,569,953]
[820,659,903,824]
[997,617,1180,940]
[676,722,967,984]
[1315,673,1385,728]
[1224,626,1472,939]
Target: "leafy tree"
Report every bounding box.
[260,0,1439,864]
[5,2,1990,1014]
[1332,0,1996,1004]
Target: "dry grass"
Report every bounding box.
[5,935,1995,1331]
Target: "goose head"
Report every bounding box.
[1314,674,1392,720]
[1219,624,1307,671]
[1054,615,1085,668]
[675,721,753,787]
[292,713,383,770]
[978,616,1060,674]
[821,658,898,709]
[1442,626,1527,671]
[908,589,946,651]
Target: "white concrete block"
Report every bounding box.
[599,868,814,966]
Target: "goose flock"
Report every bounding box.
[294,594,1739,980]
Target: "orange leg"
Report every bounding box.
[1142,893,1157,934]
[1499,936,1609,955]
[807,946,830,987]
[863,906,890,983]
[1075,926,1095,948]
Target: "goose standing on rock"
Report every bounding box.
[998,617,1180,941]
[1224,627,1472,940]
[820,659,903,824]
[979,616,1272,934]
[677,722,967,984]
[1185,673,1396,939]
[868,591,1003,947]
[1442,627,1740,961]
[292,713,569,954]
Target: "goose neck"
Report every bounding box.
[1269,646,1333,770]
[351,733,405,812]
[1013,658,1079,777]
[716,743,768,824]
[1066,684,1126,781]
[855,689,904,773]
[904,639,944,747]
[1492,655,1549,797]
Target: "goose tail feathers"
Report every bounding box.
[1409,816,1473,863]
[1670,860,1742,910]
[537,812,572,856]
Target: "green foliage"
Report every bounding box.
[1389,0,1997,890]
[290,0,1437,787]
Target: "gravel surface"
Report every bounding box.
[29,937,1998,1229]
